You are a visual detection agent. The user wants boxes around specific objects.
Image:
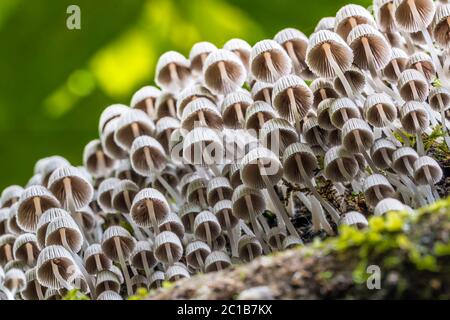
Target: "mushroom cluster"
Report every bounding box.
[1,0,449,300]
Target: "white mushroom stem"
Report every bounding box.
[247,245,254,261]
[164,243,174,266]
[94,254,103,271]
[240,220,255,237]
[224,210,238,258]
[258,162,300,239]
[144,98,155,119]
[167,98,177,118]
[424,166,440,200]
[96,150,107,176]
[287,88,302,131]
[234,103,245,126]
[33,197,42,217]
[262,89,271,104]
[218,61,232,87]
[34,281,44,300]
[322,43,355,99]
[391,59,403,80]
[285,41,302,73]
[25,242,34,266]
[263,52,279,80]
[195,250,204,269]
[244,195,270,254]
[436,94,450,148]
[113,237,133,297]
[141,251,151,280]
[4,244,12,262]
[51,260,73,291]
[145,200,159,235]
[168,63,180,84]
[295,155,341,223]
[310,196,334,235]
[411,112,425,156]
[204,222,213,248]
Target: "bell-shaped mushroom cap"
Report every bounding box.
[12,233,39,265]
[111,180,139,214]
[370,138,398,169]
[101,118,128,160]
[272,75,313,121]
[203,49,247,95]
[267,226,287,249]
[310,78,339,109]
[392,147,419,175]
[176,85,217,120]
[207,177,233,206]
[45,216,83,253]
[429,87,450,111]
[339,211,368,229]
[231,185,266,221]
[166,263,190,281]
[302,116,328,146]
[155,91,178,120]
[221,90,253,128]
[0,234,16,264]
[363,174,395,207]
[83,243,112,274]
[95,270,121,295]
[4,268,26,292]
[394,0,436,33]
[407,52,435,80]
[244,101,278,132]
[260,118,298,154]
[375,0,398,32]
[48,166,94,211]
[240,147,283,189]
[97,178,120,213]
[130,135,167,176]
[44,289,62,300]
[179,202,201,233]
[7,203,23,236]
[193,211,222,242]
[250,39,292,83]
[223,38,252,71]
[341,118,374,153]
[114,109,155,151]
[148,270,165,289]
[347,24,392,71]
[400,101,429,133]
[374,198,411,216]
[316,98,336,130]
[204,251,231,272]
[17,185,60,233]
[334,65,366,97]
[181,97,223,131]
[82,139,115,178]
[21,267,47,300]
[101,226,136,261]
[238,235,262,262]
[98,104,129,134]
[335,4,376,39]
[155,51,192,93]
[433,4,450,48]
[283,235,303,249]
[130,86,161,112]
[185,240,210,269]
[41,157,71,187]
[153,231,183,264]
[35,208,70,250]
[213,200,239,229]
[130,240,157,270]
[182,127,224,166]
[383,47,409,81]
[26,174,43,188]
[274,27,309,75]
[306,30,354,78]
[364,93,397,127]
[282,143,318,184]
[189,41,217,74]
[130,188,170,227]
[155,117,181,151]
[158,212,185,239]
[76,206,96,232]
[324,146,359,182]
[0,208,9,235]
[1,185,24,208]
[251,81,273,103]
[413,156,443,185]
[36,245,78,289]
[97,290,123,300]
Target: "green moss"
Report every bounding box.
[128,288,150,300]
[63,289,90,300]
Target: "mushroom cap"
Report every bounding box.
[111,179,139,214]
[335,4,376,39]
[131,188,170,227]
[204,251,231,272]
[315,17,336,32]
[207,177,233,206]
[153,231,183,264]
[130,135,167,175]
[383,47,409,81]
[155,51,192,93]
[97,178,120,213]
[306,30,354,78]
[114,109,155,151]
[97,290,123,300]
[282,143,318,184]
[324,146,359,182]
[95,270,121,296]
[238,235,262,262]
[223,38,252,70]
[182,127,224,166]
[1,185,24,208]
[240,147,283,189]
[363,174,395,207]
[83,243,112,274]
[212,199,239,229]
[400,101,429,133]
[130,86,161,110]
[166,263,190,281]
[83,139,115,178]
[310,78,339,109]
[433,4,450,48]
[176,85,216,120]
[342,118,374,153]
[101,226,136,261]
[245,101,278,131]
[428,87,450,111]
[101,118,128,160]
[374,198,411,216]
[260,118,299,154]
[13,233,39,265]
[231,185,266,221]
[364,93,397,127]
[158,212,185,239]
[339,211,368,229]
[179,202,202,233]
[413,156,443,185]
[98,104,129,135]
[130,240,157,270]
[394,0,436,33]
[333,65,366,97]
[4,268,27,292]
[221,90,254,128]
[392,147,419,175]
[181,97,223,131]
[330,97,361,129]
[45,216,83,253]
[185,240,211,269]
[155,91,178,120]
[250,39,292,83]
[370,138,398,170]
[189,41,217,74]
[193,211,222,241]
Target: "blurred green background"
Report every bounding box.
[0,0,370,190]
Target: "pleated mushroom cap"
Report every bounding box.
[130,86,161,118]
[153,231,183,264]
[310,78,339,109]
[83,243,112,274]
[155,117,181,152]
[206,177,233,206]
[111,180,139,214]
[267,226,287,249]
[17,185,60,233]
[45,216,83,253]
[21,267,47,300]
[41,157,71,188]
[223,38,252,71]
[374,198,411,216]
[306,30,354,78]
[383,48,409,81]
[48,166,94,211]
[8,203,24,235]
[315,17,336,32]
[250,40,292,83]
[240,147,283,189]
[433,4,450,48]
[302,116,327,147]
[413,156,443,185]
[185,240,210,269]
[429,87,450,111]
[364,93,397,127]
[130,241,157,270]
[158,212,185,239]
[392,147,419,175]
[334,65,366,97]
[260,118,299,155]
[283,235,303,250]
[407,52,435,81]
[272,75,313,121]
[4,268,26,292]
[101,226,135,261]
[324,146,359,182]
[179,202,201,233]
[181,97,223,131]
[335,4,376,39]
[0,208,9,236]
[176,85,217,120]
[35,208,70,250]
[95,270,121,296]
[316,98,336,130]
[251,81,273,103]
[363,174,395,207]
[400,101,429,133]
[244,101,278,132]
[339,211,368,229]
[155,91,178,120]
[166,263,190,281]
[238,235,262,262]
[282,143,318,184]
[98,104,129,135]
[231,185,266,221]
[394,0,436,33]
[182,127,224,166]
[97,290,123,300]
[36,245,78,290]
[148,271,165,289]
[1,185,24,208]
[370,138,398,169]
[204,251,231,273]
[274,28,309,76]
[130,135,167,176]
[130,188,170,227]
[375,0,398,32]
[203,49,247,95]
[114,109,155,151]
[155,51,192,93]
[347,24,392,71]
[342,118,374,153]
[329,97,361,129]
[13,233,39,265]
[97,178,120,213]
[83,139,115,178]
[101,118,128,160]
[193,211,222,242]
[44,289,62,300]
[212,199,239,229]
[189,41,217,74]
[221,90,253,128]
